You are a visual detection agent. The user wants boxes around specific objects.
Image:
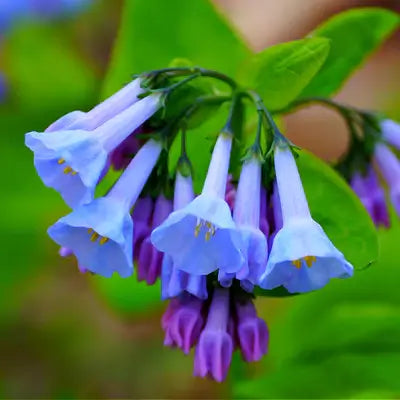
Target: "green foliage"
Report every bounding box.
[4,22,97,112]
[233,221,400,399]
[102,0,251,97]
[300,7,400,98]
[243,38,331,110]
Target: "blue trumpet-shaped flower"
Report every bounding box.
[151,133,244,275]
[160,172,207,299]
[259,144,353,293]
[25,91,160,207]
[219,156,267,291]
[48,139,162,277]
[381,119,400,150]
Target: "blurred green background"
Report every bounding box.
[1,0,399,398]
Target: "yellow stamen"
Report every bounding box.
[205,231,211,241]
[63,166,73,174]
[205,222,212,229]
[292,259,302,269]
[99,237,109,245]
[90,232,99,242]
[304,256,316,267]
[58,158,65,165]
[194,224,201,238]
[71,170,78,176]
[88,228,93,234]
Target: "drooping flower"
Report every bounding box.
[137,194,173,285]
[235,299,269,362]
[25,92,161,207]
[162,295,205,355]
[381,118,400,150]
[219,156,267,292]
[268,181,283,251]
[151,133,244,275]
[259,144,353,293]
[350,167,389,228]
[374,142,400,216]
[193,288,233,382]
[47,139,162,277]
[161,172,207,300]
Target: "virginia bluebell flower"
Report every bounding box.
[161,172,208,300]
[151,133,244,275]
[25,90,160,207]
[236,299,269,362]
[219,156,267,292]
[162,295,205,355]
[351,167,389,227]
[374,143,400,216]
[259,144,353,293]
[47,139,162,277]
[381,119,400,150]
[193,288,233,382]
[137,194,173,285]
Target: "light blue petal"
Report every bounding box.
[25,130,107,207]
[259,218,353,293]
[152,209,243,275]
[48,197,133,277]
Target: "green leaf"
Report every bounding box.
[4,22,98,112]
[242,38,330,111]
[297,151,378,269]
[102,0,251,97]
[300,7,400,98]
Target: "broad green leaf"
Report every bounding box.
[298,151,378,269]
[4,23,98,112]
[300,7,400,98]
[90,274,162,317]
[102,0,251,97]
[242,38,330,111]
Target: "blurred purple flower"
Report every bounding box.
[351,167,389,228]
[381,118,400,150]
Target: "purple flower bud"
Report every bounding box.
[236,300,268,362]
[48,140,162,277]
[351,167,389,228]
[194,288,233,382]
[259,145,353,293]
[374,143,400,217]
[132,197,153,257]
[137,194,172,285]
[152,133,244,276]
[25,91,160,208]
[381,119,400,150]
[162,295,204,355]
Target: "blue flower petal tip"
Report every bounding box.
[48,197,134,278]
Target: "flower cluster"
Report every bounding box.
[26,68,354,381]
[350,119,400,227]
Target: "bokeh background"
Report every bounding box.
[0,0,399,398]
